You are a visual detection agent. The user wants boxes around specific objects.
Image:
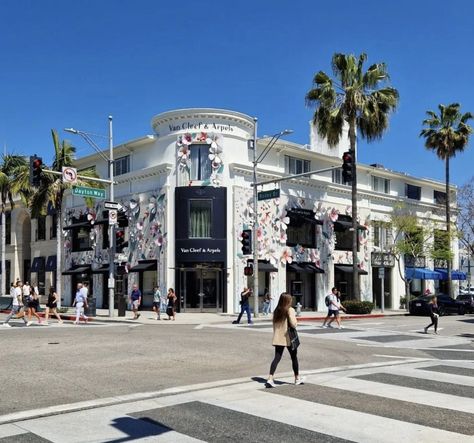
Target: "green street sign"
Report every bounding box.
[258,189,280,201]
[72,186,106,199]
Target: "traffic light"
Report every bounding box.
[244,265,254,276]
[29,155,43,187]
[342,150,353,184]
[115,229,127,253]
[240,229,252,255]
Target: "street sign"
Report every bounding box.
[62,166,77,184]
[104,201,119,210]
[257,189,280,201]
[108,209,118,225]
[378,267,385,279]
[72,186,106,199]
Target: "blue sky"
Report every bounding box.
[1,0,473,186]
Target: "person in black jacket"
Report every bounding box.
[424,296,439,334]
[233,287,253,324]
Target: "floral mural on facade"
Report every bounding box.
[176,132,224,186]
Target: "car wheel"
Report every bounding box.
[458,306,465,315]
[438,306,446,317]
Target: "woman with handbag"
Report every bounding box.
[166,288,177,321]
[424,295,439,334]
[266,292,305,388]
[26,283,42,325]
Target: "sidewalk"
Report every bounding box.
[1,307,408,326]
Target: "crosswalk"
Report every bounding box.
[0,358,472,442]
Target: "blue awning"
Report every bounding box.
[434,268,467,281]
[405,267,442,280]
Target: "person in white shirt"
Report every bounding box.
[73,283,89,324]
[322,287,346,329]
[3,281,29,327]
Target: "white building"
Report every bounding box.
[2,108,461,311]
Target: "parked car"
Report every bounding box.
[409,294,466,316]
[456,293,474,314]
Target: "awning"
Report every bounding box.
[287,210,323,226]
[405,267,442,280]
[91,264,110,274]
[247,260,278,272]
[45,255,57,272]
[62,265,91,275]
[335,264,369,275]
[128,260,157,272]
[434,268,467,281]
[31,257,45,273]
[287,262,325,273]
[62,222,90,230]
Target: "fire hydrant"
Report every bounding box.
[296,302,302,317]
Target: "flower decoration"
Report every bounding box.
[293,244,305,262]
[281,248,293,264]
[329,208,339,222]
[264,247,279,266]
[274,209,290,231]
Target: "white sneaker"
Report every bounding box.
[266,379,276,388]
[295,376,306,385]
[26,321,32,327]
[42,322,49,326]
[321,324,328,328]
[3,323,11,327]
[338,325,344,329]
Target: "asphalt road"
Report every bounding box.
[0,313,472,416]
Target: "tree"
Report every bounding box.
[306,52,399,299]
[457,177,474,256]
[0,154,29,294]
[13,130,99,306]
[420,103,473,298]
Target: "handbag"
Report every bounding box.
[288,326,300,351]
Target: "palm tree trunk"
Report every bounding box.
[1,208,5,295]
[56,208,62,308]
[349,118,359,300]
[445,156,452,298]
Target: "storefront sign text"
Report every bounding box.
[168,122,234,133]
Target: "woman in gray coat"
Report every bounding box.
[266,293,305,387]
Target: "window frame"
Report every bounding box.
[334,215,360,252]
[72,226,93,252]
[286,214,317,248]
[188,199,213,239]
[189,144,212,182]
[284,155,310,175]
[37,216,46,241]
[372,176,390,194]
[113,155,130,176]
[434,190,447,204]
[406,183,421,200]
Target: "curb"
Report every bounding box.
[297,313,408,321]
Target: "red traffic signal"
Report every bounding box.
[342,150,353,184]
[240,229,252,255]
[29,155,43,187]
[244,265,254,276]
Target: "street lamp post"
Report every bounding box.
[65,116,115,317]
[251,122,293,318]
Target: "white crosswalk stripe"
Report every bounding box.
[0,359,472,442]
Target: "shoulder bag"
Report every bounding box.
[287,321,300,351]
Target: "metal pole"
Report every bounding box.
[381,270,385,313]
[252,117,259,319]
[467,234,471,293]
[108,116,115,317]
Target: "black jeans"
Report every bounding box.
[426,314,438,332]
[270,345,299,376]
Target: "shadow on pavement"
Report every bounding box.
[109,416,171,442]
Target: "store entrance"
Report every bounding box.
[178,266,222,312]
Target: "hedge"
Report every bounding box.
[343,300,374,314]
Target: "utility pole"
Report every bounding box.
[252,118,259,318]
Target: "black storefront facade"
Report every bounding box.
[175,186,227,312]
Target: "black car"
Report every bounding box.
[456,294,474,314]
[409,294,466,316]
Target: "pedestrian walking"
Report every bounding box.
[321,287,346,329]
[232,287,253,324]
[73,283,89,324]
[424,296,439,334]
[44,287,63,325]
[2,281,29,327]
[152,286,161,320]
[266,292,305,388]
[26,282,42,325]
[166,288,177,320]
[129,284,142,320]
[262,288,272,315]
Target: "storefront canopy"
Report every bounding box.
[62,265,91,275]
[434,268,467,281]
[335,264,368,275]
[31,257,45,273]
[287,262,324,273]
[128,260,157,272]
[405,267,442,280]
[247,260,278,272]
[45,255,57,272]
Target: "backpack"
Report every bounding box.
[325,295,330,307]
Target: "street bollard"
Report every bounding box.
[296,302,302,317]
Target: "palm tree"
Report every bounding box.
[0,154,29,294]
[306,53,399,299]
[421,104,473,298]
[13,130,99,306]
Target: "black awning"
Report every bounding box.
[91,264,110,274]
[287,209,323,226]
[62,265,91,275]
[62,222,90,230]
[31,257,45,273]
[45,255,57,272]
[247,260,278,272]
[335,264,368,275]
[287,262,325,273]
[129,260,157,272]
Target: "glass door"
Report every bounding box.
[180,267,221,312]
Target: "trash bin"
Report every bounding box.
[118,296,126,317]
[85,298,96,317]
